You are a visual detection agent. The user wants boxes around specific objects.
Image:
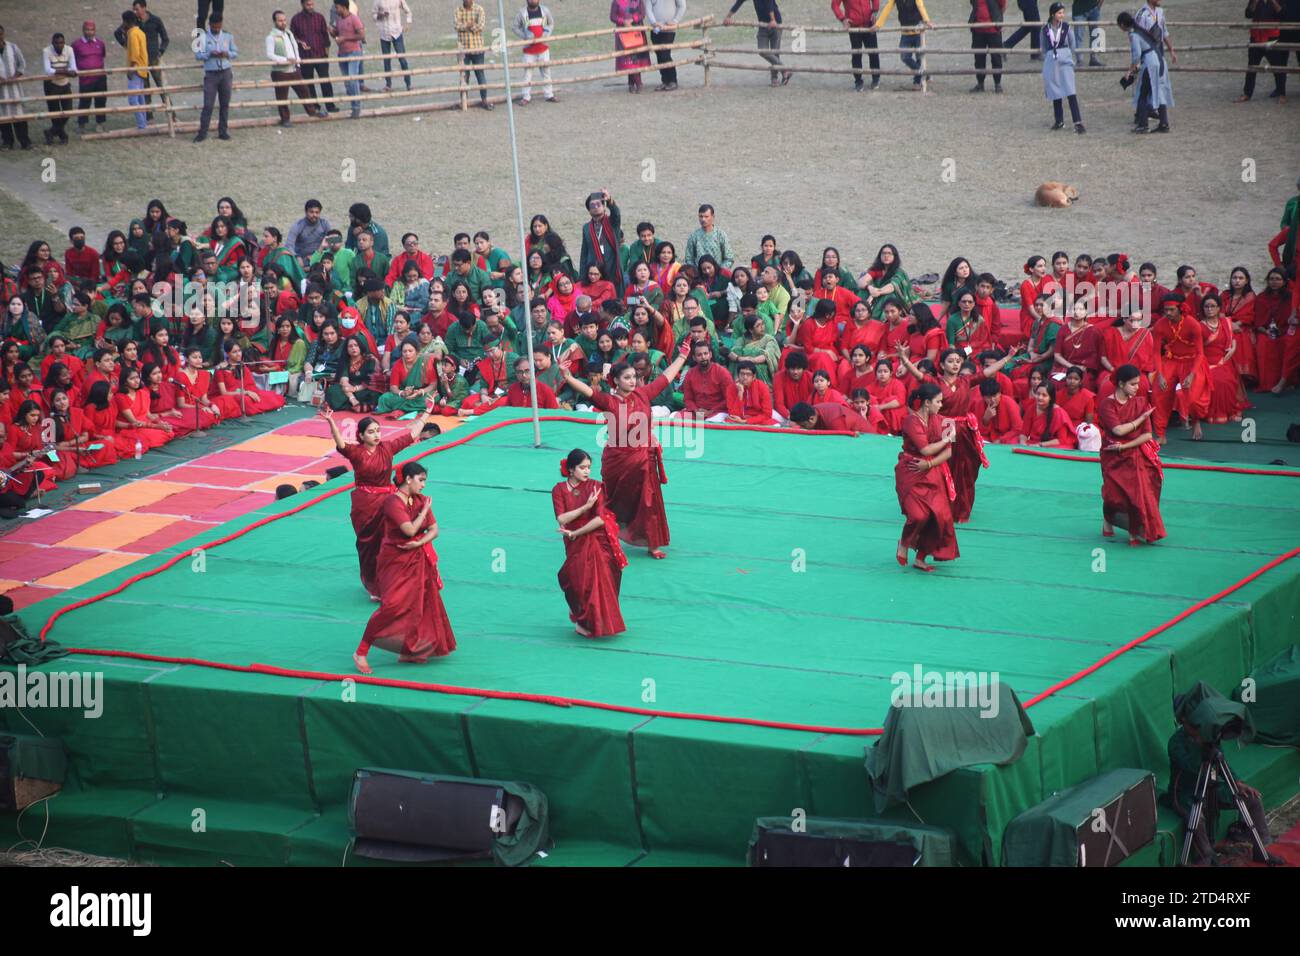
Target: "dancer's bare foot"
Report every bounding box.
[1101,520,1114,537]
[912,557,934,573]
[896,541,908,566]
[574,623,592,637]
[1272,381,1285,395]
[648,548,666,559]
[353,652,372,675]
[1191,422,1203,441]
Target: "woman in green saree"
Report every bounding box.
[377,338,437,415]
[863,244,917,320]
[258,227,305,289]
[815,247,860,295]
[3,295,47,361]
[729,314,780,384]
[47,291,100,359]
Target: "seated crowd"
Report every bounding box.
[2,190,1299,515]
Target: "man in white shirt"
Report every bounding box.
[42,32,79,145]
[266,8,321,126]
[373,0,412,91]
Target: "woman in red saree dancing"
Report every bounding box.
[353,461,456,674]
[895,382,959,573]
[559,341,690,558]
[1098,364,1166,546]
[553,448,627,638]
[324,400,437,600]
[897,345,987,523]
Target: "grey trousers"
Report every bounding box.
[756,26,783,80]
[198,68,233,135]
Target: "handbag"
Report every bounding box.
[616,25,647,50]
[296,378,319,404]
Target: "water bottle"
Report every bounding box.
[134,440,143,460]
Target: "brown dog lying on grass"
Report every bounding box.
[1036,182,1079,208]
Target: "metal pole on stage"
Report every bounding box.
[496,0,543,448]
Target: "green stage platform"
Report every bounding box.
[4,410,1299,866]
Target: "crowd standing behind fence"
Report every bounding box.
[0,9,1296,144]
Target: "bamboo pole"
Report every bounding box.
[706,43,1300,56]
[10,42,709,123]
[77,55,712,140]
[707,60,1300,77]
[721,19,1300,33]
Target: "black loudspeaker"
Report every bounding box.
[1002,769,1158,867]
[0,734,67,812]
[348,771,527,863]
[1079,774,1158,867]
[752,829,919,867]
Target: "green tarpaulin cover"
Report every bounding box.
[1001,768,1155,867]
[748,816,957,867]
[1,733,68,783]
[865,681,1035,813]
[1233,645,1300,747]
[348,769,551,867]
[1175,680,1255,744]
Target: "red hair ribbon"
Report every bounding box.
[1023,263,1034,276]
[1117,254,1130,273]
[560,458,570,477]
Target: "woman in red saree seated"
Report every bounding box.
[1199,296,1250,425]
[143,362,197,440]
[216,343,286,417]
[867,360,908,434]
[8,400,58,493]
[976,377,1022,444]
[81,381,121,466]
[1098,363,1165,546]
[895,382,959,573]
[1058,366,1096,428]
[1151,293,1211,444]
[553,447,627,638]
[46,387,111,475]
[114,366,173,454]
[1099,309,1156,397]
[1253,268,1298,394]
[353,461,456,674]
[838,344,876,397]
[1219,267,1257,385]
[557,342,691,559]
[324,400,438,601]
[1020,382,1077,448]
[897,345,987,524]
[176,347,227,426]
[1054,300,1103,390]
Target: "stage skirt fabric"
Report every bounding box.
[895,412,959,561]
[1097,394,1167,543]
[340,430,416,597]
[360,493,456,661]
[553,479,627,637]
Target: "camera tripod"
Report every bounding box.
[1178,742,1275,867]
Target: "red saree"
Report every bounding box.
[340,430,416,598]
[1201,318,1250,424]
[590,375,671,550]
[895,412,959,561]
[1098,393,1166,543]
[553,479,627,637]
[360,492,456,661]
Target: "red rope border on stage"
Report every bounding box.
[33,416,1300,737]
[1012,447,1300,478]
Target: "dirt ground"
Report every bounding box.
[1,0,1298,290]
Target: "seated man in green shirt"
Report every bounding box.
[445,248,492,305]
[310,230,357,299]
[445,312,493,370]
